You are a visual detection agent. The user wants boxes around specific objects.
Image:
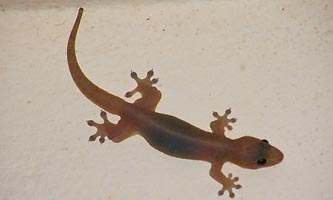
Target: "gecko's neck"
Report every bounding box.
[207,136,235,162]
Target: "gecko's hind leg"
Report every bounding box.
[87,110,134,144]
[124,70,161,111]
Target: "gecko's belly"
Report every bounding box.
[135,112,217,161]
[143,132,207,160]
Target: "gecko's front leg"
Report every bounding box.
[209,163,242,198]
[210,108,237,137]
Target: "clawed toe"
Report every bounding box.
[151,78,158,84]
[87,120,97,126]
[125,90,135,98]
[130,71,138,79]
[147,69,154,78]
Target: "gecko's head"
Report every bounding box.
[232,136,284,169]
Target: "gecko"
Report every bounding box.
[67,8,284,198]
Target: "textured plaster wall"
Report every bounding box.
[1,1,332,200]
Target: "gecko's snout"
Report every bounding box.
[266,145,284,166]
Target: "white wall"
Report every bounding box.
[1,1,332,200]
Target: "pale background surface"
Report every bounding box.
[1,1,332,200]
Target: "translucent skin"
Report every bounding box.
[67,8,284,198]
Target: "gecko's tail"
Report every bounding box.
[67,8,128,116]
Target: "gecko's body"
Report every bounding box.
[67,8,283,198]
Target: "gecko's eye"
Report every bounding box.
[261,139,269,144]
[257,158,267,166]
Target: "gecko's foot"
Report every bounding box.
[125,69,159,98]
[212,108,237,131]
[87,110,115,144]
[218,173,242,198]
